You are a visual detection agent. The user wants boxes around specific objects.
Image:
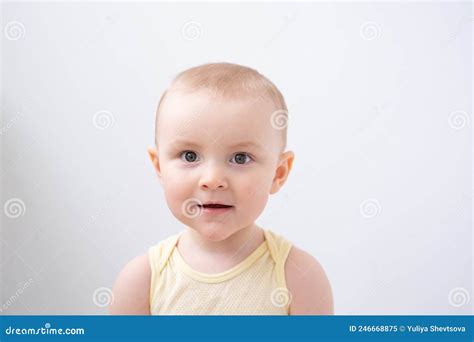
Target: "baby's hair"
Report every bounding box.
[154,62,288,152]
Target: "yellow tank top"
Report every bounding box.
[148,229,293,315]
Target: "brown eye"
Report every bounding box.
[181,151,198,163]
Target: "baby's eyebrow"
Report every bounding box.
[228,141,263,150]
[172,139,263,150]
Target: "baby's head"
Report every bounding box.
[147,62,295,241]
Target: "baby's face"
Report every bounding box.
[148,89,294,241]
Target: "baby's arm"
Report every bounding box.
[285,246,334,315]
[109,253,151,315]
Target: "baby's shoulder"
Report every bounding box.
[285,245,334,315]
[109,253,151,315]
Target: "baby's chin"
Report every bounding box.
[188,223,236,242]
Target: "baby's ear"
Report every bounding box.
[270,151,295,194]
[147,146,162,182]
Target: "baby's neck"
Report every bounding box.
[176,224,265,273]
[181,223,263,255]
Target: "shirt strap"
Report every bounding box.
[263,229,293,289]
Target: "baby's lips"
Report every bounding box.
[199,203,233,208]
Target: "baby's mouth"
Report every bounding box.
[198,204,233,209]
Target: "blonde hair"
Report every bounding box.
[154,62,288,151]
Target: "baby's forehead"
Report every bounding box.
[160,90,277,128]
[162,88,275,112]
[157,90,281,148]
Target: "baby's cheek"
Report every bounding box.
[239,182,270,214]
[241,175,273,199]
[162,178,193,216]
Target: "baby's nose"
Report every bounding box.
[198,165,228,190]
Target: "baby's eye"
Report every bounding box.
[178,151,252,165]
[179,151,199,163]
[231,152,252,165]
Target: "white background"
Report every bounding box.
[1,1,472,314]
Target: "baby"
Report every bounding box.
[110,63,333,315]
